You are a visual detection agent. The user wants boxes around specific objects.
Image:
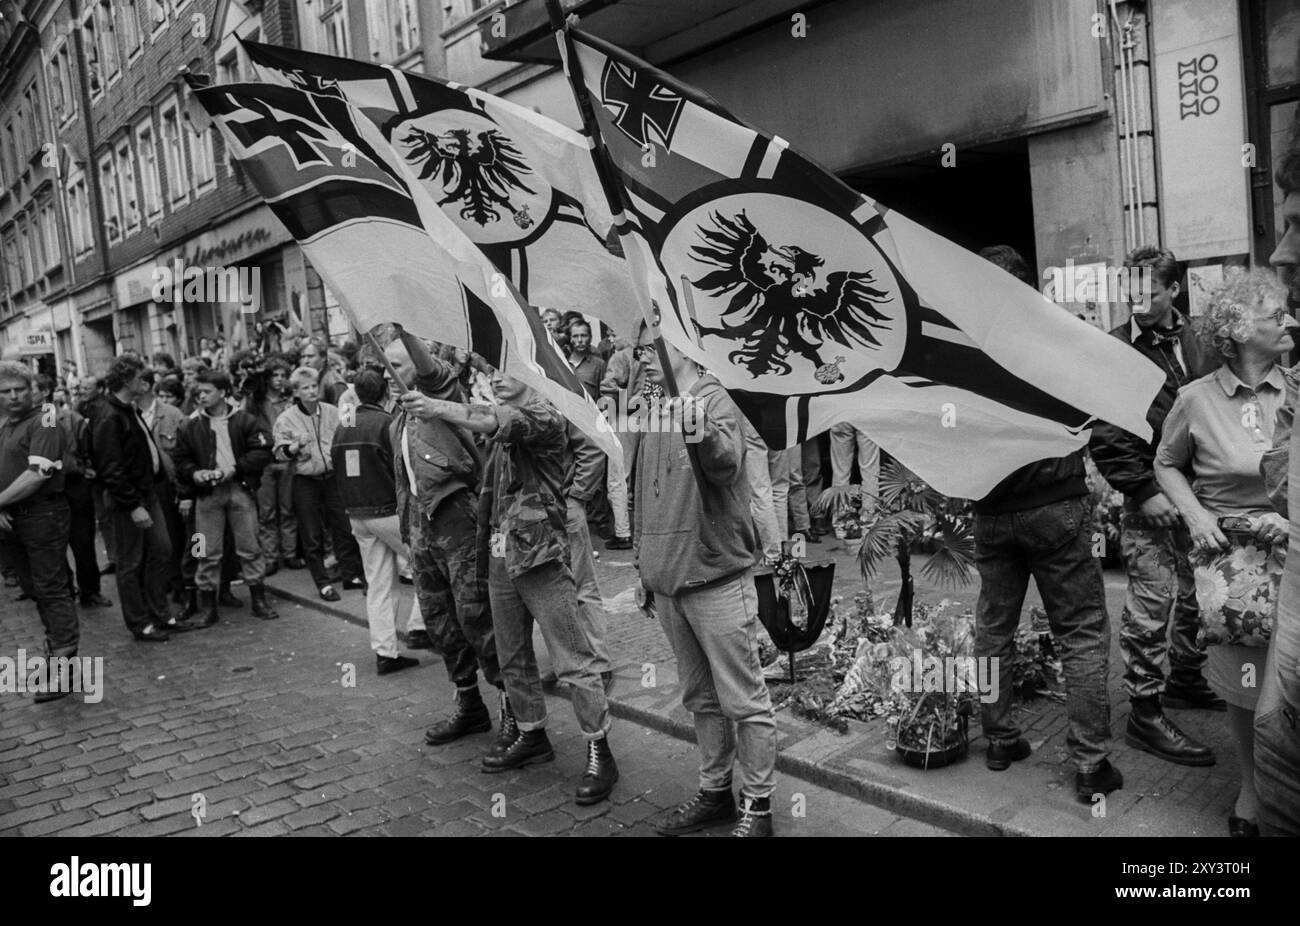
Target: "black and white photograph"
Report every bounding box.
[0,0,1293,905]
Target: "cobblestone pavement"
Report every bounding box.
[0,572,951,837]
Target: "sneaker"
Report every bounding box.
[319,585,341,602]
[654,787,738,836]
[731,795,773,837]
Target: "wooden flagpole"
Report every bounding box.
[544,0,710,501]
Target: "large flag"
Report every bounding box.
[238,40,640,336]
[554,26,1165,498]
[191,78,621,460]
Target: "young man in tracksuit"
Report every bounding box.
[172,369,276,626]
[333,369,420,676]
[633,327,777,838]
[1090,245,1220,768]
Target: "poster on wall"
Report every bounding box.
[1151,0,1251,261]
[1186,264,1225,317]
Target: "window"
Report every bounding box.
[18,224,33,286]
[83,15,103,96]
[40,201,60,270]
[99,154,121,242]
[217,48,241,84]
[395,0,419,57]
[182,87,216,190]
[136,121,162,218]
[24,84,43,159]
[2,233,20,291]
[367,0,418,62]
[3,123,16,180]
[13,107,26,162]
[119,0,144,58]
[116,140,140,233]
[160,99,189,203]
[28,213,45,276]
[148,0,167,33]
[322,5,350,57]
[67,178,92,255]
[47,44,77,123]
[96,3,122,81]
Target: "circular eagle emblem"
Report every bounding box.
[660,192,906,393]
[389,109,553,246]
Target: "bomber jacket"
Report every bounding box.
[633,374,757,596]
[92,393,165,510]
[972,450,1088,516]
[272,399,340,478]
[333,403,398,518]
[1089,312,1218,506]
[172,406,273,496]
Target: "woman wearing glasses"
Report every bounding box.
[1155,268,1297,836]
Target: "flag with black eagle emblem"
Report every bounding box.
[558,27,1164,498]
[239,40,640,335]
[191,78,621,461]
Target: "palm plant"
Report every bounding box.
[813,458,975,626]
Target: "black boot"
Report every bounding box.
[481,729,555,773]
[655,786,738,835]
[487,690,519,758]
[731,795,774,837]
[1125,697,1215,766]
[192,589,220,629]
[249,584,279,621]
[575,736,618,805]
[179,587,199,621]
[1162,675,1227,712]
[219,584,243,608]
[424,688,491,745]
[1076,758,1124,803]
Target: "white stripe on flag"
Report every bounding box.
[671,101,754,176]
[920,321,977,348]
[756,136,787,180]
[382,66,418,112]
[627,190,665,223]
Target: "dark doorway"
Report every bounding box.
[841,138,1037,271]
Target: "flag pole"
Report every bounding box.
[544,0,710,501]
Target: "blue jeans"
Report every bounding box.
[974,495,1112,773]
[656,569,778,799]
[5,501,78,656]
[1254,648,1300,835]
[565,496,612,673]
[195,482,265,591]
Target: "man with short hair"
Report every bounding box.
[76,374,116,575]
[632,325,777,837]
[1090,244,1220,768]
[172,369,276,626]
[567,320,606,401]
[402,370,618,805]
[386,328,505,744]
[251,360,300,572]
[334,369,420,676]
[93,356,175,642]
[0,362,80,701]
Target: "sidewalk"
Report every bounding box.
[265,537,1240,838]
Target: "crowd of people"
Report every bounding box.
[5,204,1300,838]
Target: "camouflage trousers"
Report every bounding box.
[1118,515,1206,700]
[409,489,501,691]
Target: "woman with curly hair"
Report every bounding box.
[1155,267,1297,836]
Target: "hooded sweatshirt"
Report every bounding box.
[634,374,757,596]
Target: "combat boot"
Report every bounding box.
[654,786,738,835]
[249,584,279,621]
[424,687,491,745]
[179,587,199,621]
[731,795,774,837]
[1162,674,1227,712]
[480,729,555,773]
[1125,697,1215,766]
[487,690,519,758]
[574,735,618,805]
[219,583,243,608]
[191,589,220,629]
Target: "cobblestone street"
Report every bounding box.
[0,568,949,838]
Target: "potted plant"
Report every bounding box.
[814,458,976,625]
